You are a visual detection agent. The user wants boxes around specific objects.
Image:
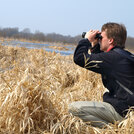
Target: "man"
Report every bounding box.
[68,22,134,128]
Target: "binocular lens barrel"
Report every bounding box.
[82,32,86,38]
[82,32,102,40]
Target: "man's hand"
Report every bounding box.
[85,30,100,47]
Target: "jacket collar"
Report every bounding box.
[106,46,114,52]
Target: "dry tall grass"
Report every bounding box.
[0,44,134,134]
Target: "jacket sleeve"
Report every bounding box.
[73,39,92,67]
[73,39,114,74]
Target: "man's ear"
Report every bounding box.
[109,38,114,45]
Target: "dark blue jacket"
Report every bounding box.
[74,39,134,117]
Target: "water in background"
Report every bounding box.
[0,40,75,56]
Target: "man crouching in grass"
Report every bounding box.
[69,22,134,128]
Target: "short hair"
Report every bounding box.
[101,22,127,48]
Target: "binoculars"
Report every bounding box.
[82,32,102,40]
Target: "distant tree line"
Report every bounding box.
[125,37,134,50]
[0,27,81,44]
[0,27,133,49]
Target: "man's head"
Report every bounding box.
[99,22,127,52]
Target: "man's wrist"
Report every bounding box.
[91,42,97,47]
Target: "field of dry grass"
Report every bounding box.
[0,43,134,134]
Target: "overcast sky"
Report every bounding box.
[0,0,134,37]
